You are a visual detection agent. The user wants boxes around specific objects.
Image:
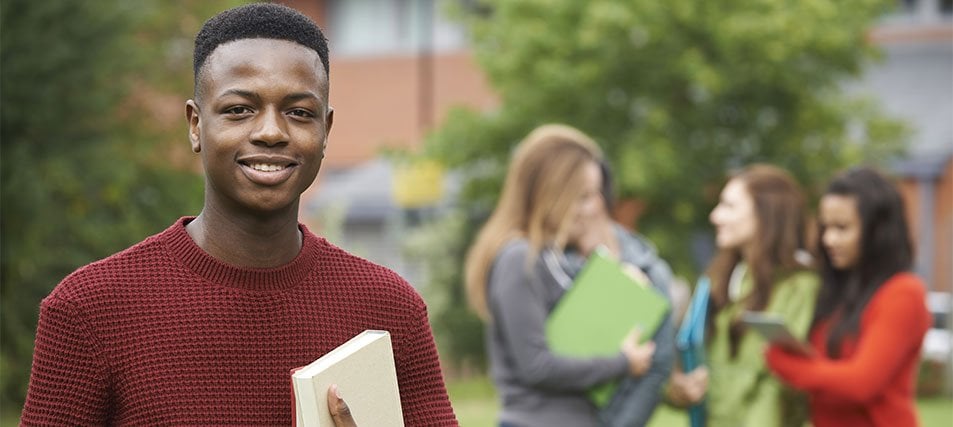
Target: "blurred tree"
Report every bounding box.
[0,0,245,410]
[428,0,909,276]
[402,209,486,375]
[417,0,907,368]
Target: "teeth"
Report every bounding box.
[249,163,286,172]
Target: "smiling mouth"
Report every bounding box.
[238,159,298,172]
[246,162,289,172]
[237,158,299,186]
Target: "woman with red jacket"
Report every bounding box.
[765,167,931,426]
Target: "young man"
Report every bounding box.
[20,4,458,425]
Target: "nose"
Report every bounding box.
[709,206,720,225]
[250,108,289,146]
[822,228,836,249]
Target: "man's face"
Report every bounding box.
[186,38,333,216]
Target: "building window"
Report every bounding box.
[327,0,467,58]
[889,0,953,21]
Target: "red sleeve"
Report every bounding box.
[20,296,111,426]
[394,303,459,426]
[765,343,809,382]
[764,275,930,403]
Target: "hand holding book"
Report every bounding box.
[292,330,404,427]
[621,328,657,377]
[666,367,709,407]
[546,250,671,407]
[327,384,357,427]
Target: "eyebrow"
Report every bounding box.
[219,89,320,103]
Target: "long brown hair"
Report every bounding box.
[707,164,814,357]
[464,124,603,320]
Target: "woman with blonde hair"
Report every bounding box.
[467,124,674,427]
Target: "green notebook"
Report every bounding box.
[546,249,670,407]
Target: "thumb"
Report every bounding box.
[327,384,357,427]
[625,326,643,344]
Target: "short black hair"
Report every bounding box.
[193,3,330,89]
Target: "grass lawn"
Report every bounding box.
[2,376,948,426]
[447,375,953,427]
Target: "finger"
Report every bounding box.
[621,264,650,286]
[327,384,357,427]
[686,387,705,403]
[626,326,643,344]
[691,367,709,381]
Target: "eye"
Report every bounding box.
[828,223,846,231]
[288,108,315,118]
[224,106,253,115]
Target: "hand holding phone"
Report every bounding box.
[740,311,814,357]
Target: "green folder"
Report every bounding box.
[546,249,671,407]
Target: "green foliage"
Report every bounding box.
[419,0,908,369]
[402,209,486,375]
[429,0,906,275]
[0,0,245,411]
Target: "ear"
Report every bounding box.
[322,106,334,157]
[185,100,202,153]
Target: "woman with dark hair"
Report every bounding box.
[668,164,818,427]
[766,167,931,426]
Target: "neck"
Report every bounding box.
[186,204,303,268]
[741,243,758,266]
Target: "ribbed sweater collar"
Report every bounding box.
[161,217,321,292]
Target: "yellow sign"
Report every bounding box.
[393,160,445,208]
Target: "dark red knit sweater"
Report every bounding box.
[20,217,458,426]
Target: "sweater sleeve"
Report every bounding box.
[765,275,930,403]
[772,271,819,340]
[488,243,629,391]
[393,302,459,425]
[20,296,110,426]
[600,230,676,425]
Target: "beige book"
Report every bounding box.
[291,330,404,427]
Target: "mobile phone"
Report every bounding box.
[740,311,814,356]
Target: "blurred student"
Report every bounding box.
[563,159,677,426]
[19,4,456,425]
[667,164,819,427]
[766,167,931,427]
[465,124,674,427]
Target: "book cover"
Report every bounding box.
[676,276,710,427]
[676,276,710,369]
[291,330,404,427]
[546,249,671,407]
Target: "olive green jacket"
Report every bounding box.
[706,268,819,427]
